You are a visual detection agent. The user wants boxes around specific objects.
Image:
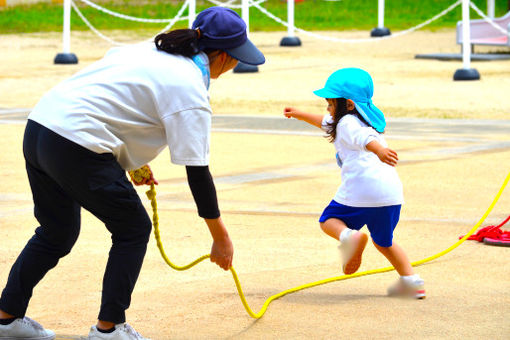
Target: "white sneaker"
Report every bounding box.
[388,277,426,299]
[88,323,150,340]
[338,231,368,274]
[0,316,55,340]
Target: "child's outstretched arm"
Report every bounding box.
[284,107,323,129]
[366,140,398,167]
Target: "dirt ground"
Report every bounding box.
[0,28,510,339]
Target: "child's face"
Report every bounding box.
[326,99,336,118]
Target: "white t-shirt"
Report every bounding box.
[322,114,404,207]
[29,43,212,170]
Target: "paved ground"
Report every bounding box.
[1,29,509,340]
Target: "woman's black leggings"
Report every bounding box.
[0,120,152,324]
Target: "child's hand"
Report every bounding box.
[283,107,303,119]
[376,148,399,167]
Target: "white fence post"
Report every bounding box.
[188,0,196,28]
[487,0,495,18]
[453,0,480,80]
[371,0,391,37]
[54,0,78,64]
[280,0,301,46]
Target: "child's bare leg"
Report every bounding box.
[320,218,348,240]
[372,241,413,276]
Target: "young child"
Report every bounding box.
[284,67,425,299]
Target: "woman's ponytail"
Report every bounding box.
[154,29,201,57]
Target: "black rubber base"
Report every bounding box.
[453,68,480,81]
[280,36,302,47]
[370,27,391,37]
[233,62,259,73]
[483,238,510,247]
[415,53,510,61]
[54,53,78,64]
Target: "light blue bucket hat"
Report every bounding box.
[313,67,386,133]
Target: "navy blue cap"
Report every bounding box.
[192,7,265,66]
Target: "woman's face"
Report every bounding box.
[209,51,239,79]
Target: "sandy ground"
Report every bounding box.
[0,29,510,339]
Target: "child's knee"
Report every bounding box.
[372,239,392,251]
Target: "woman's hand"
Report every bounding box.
[205,217,233,270]
[129,164,159,186]
[376,147,399,167]
[210,236,233,270]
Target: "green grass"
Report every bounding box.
[0,0,509,34]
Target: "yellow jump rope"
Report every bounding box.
[130,166,510,319]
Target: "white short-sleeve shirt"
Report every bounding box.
[29,43,212,170]
[322,114,404,207]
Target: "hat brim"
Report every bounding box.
[313,88,339,98]
[353,101,386,133]
[225,38,265,66]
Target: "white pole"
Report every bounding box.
[188,0,196,28]
[461,0,471,69]
[62,0,71,53]
[377,0,385,28]
[487,0,495,18]
[242,0,249,35]
[287,0,295,37]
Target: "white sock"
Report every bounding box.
[339,228,354,243]
[401,274,421,283]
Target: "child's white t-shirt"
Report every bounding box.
[322,114,404,207]
[28,43,212,170]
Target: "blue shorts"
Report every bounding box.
[319,200,401,247]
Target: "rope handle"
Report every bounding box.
[459,215,510,242]
[128,164,158,186]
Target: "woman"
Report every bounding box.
[0,7,265,340]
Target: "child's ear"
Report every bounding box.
[346,99,355,111]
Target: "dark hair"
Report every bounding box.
[324,98,373,143]
[154,29,201,57]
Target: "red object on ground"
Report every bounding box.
[460,216,510,244]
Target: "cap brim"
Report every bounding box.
[225,38,265,66]
[313,88,338,98]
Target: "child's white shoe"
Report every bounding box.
[88,323,150,340]
[388,276,426,299]
[0,316,55,340]
[338,231,368,274]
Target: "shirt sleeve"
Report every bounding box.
[337,115,380,151]
[186,165,220,219]
[321,114,333,132]
[162,108,211,166]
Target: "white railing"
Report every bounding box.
[58,0,507,79]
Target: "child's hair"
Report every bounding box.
[154,29,201,57]
[325,98,372,143]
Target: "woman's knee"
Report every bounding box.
[33,223,80,256]
[109,211,152,246]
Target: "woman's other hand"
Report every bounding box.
[210,236,234,270]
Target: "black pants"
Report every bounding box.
[0,120,152,323]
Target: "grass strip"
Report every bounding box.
[0,0,507,34]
